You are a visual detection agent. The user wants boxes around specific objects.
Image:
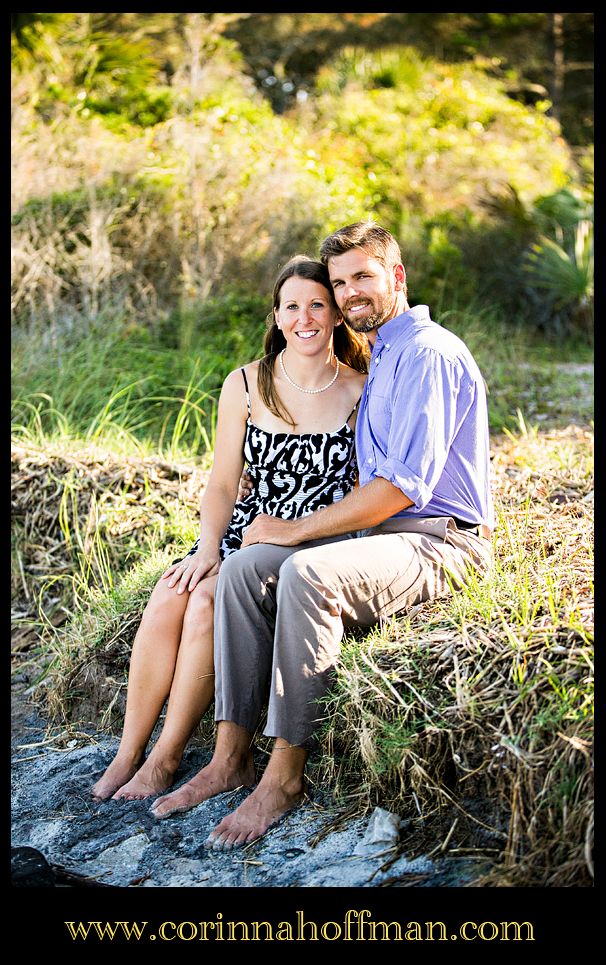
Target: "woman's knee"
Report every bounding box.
[143,576,188,620]
[182,580,215,633]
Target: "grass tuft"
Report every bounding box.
[11,399,593,887]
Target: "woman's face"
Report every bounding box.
[275,277,341,354]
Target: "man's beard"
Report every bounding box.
[346,310,384,333]
[344,289,394,332]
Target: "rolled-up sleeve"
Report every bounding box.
[374,348,468,510]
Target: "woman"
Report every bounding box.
[91,256,368,802]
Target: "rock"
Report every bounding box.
[11,721,479,888]
[354,806,402,855]
[11,846,57,887]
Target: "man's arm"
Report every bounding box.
[241,477,413,548]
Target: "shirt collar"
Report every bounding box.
[374,305,431,351]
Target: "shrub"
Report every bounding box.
[310,46,573,227]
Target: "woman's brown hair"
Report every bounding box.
[257,255,369,428]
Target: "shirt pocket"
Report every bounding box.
[367,391,390,428]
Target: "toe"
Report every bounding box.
[231,831,250,849]
[204,832,222,850]
[151,793,186,818]
[220,829,244,851]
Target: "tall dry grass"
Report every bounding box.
[316,424,593,886]
[10,420,593,887]
[11,76,369,334]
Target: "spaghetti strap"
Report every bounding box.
[240,367,251,416]
[346,393,363,423]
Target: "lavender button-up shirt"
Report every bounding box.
[355,305,494,527]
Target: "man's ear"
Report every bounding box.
[393,263,406,291]
[333,313,343,328]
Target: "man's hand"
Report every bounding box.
[242,479,413,549]
[241,514,302,548]
[237,469,254,502]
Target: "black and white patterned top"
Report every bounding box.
[181,367,360,562]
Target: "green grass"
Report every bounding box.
[11,302,593,887]
[437,306,593,431]
[11,292,268,456]
[12,303,593,455]
[313,421,592,884]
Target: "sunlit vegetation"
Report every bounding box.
[11,13,593,887]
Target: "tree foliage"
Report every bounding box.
[224,12,593,146]
[11,13,593,340]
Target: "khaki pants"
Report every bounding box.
[213,518,492,747]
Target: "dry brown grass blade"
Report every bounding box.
[11,426,593,887]
[11,441,208,634]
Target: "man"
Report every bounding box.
[151,221,494,848]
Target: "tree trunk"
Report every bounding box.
[550,12,565,122]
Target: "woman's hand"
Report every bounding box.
[162,547,220,594]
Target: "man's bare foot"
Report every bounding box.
[204,776,304,850]
[111,749,181,801]
[90,753,143,801]
[151,756,256,819]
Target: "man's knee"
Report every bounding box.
[277,550,335,604]
[218,544,282,593]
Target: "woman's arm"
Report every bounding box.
[163,368,248,593]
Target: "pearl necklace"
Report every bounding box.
[279,349,339,394]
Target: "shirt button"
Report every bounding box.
[374,357,380,364]
[385,343,390,348]
[367,457,372,464]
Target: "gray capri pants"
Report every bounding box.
[213,517,492,748]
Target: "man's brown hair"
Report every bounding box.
[320,221,404,274]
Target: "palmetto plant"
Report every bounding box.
[524,217,593,336]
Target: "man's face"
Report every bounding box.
[327,249,404,333]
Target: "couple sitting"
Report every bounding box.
[91,221,493,851]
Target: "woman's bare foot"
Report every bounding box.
[111,746,183,800]
[204,774,304,850]
[90,752,143,801]
[151,755,256,819]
